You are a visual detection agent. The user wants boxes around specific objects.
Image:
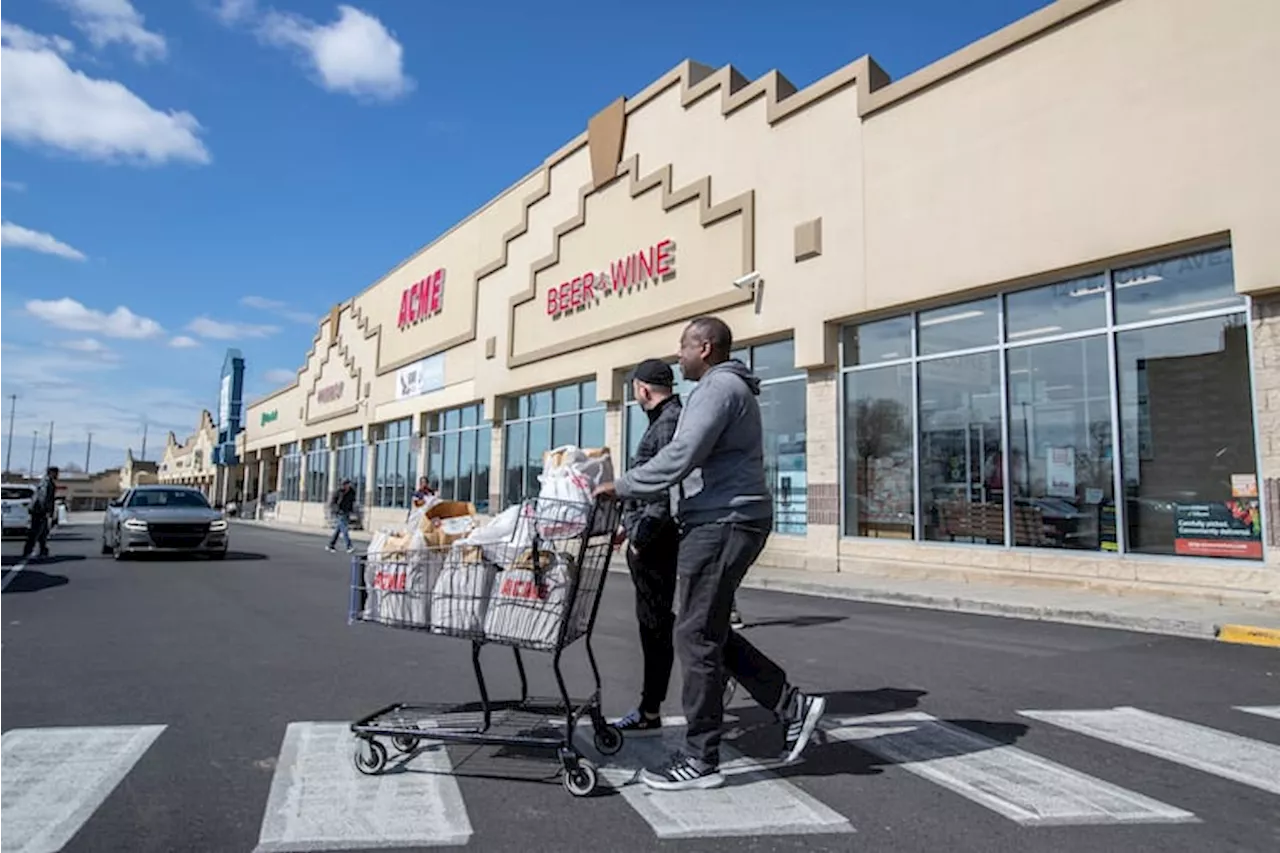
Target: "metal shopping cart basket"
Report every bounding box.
[346,495,623,797]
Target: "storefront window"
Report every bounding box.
[427,403,492,512]
[838,244,1262,559]
[919,352,1004,544]
[1117,313,1260,558]
[843,363,914,538]
[303,437,329,502]
[1007,336,1115,551]
[333,428,366,504]
[623,341,806,534]
[280,442,301,502]
[502,379,604,507]
[373,418,416,509]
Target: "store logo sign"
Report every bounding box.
[260,410,278,427]
[546,238,675,317]
[398,269,445,330]
[316,381,344,404]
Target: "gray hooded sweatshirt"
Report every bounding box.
[614,360,772,527]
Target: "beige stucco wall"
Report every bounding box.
[238,0,1279,598]
[158,412,218,484]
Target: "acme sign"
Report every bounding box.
[316,381,344,404]
[546,239,675,318]
[398,269,445,330]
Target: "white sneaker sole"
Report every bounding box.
[785,695,827,763]
[640,771,726,791]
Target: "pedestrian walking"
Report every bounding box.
[326,479,357,553]
[597,316,826,791]
[614,359,683,734]
[23,467,59,561]
[410,476,436,517]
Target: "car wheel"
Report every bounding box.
[112,531,129,561]
[101,538,112,555]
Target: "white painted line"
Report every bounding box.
[1,725,166,853]
[585,720,852,839]
[255,723,472,852]
[823,712,1196,827]
[1020,706,1280,796]
[1,560,30,592]
[1235,705,1280,721]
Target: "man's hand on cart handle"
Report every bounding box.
[593,482,617,500]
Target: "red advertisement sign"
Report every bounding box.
[546,238,674,317]
[398,269,445,330]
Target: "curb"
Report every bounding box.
[1215,624,1280,648]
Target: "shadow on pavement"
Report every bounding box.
[220,551,269,562]
[742,614,848,630]
[124,551,269,562]
[2,570,70,594]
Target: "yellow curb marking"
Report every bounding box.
[1217,624,1280,648]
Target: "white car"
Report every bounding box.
[2,483,36,538]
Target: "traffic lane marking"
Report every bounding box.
[1019,706,1280,796]
[584,720,853,839]
[254,722,473,852]
[822,711,1197,826]
[1235,705,1280,721]
[1,560,29,591]
[1,725,167,853]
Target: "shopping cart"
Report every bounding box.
[347,495,624,797]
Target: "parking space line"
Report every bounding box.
[1235,706,1280,721]
[2,559,30,591]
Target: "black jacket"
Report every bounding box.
[331,486,357,515]
[623,394,681,552]
[33,475,57,515]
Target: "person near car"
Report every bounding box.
[326,479,357,553]
[23,467,59,561]
[597,316,826,792]
[614,359,683,735]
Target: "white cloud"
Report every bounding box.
[54,0,166,62]
[257,5,412,101]
[0,27,210,165]
[1,22,75,56]
[168,335,201,349]
[2,180,27,192]
[215,0,258,25]
[264,367,298,385]
[63,337,110,353]
[240,294,320,325]
[27,297,164,339]
[1,221,87,260]
[187,316,279,340]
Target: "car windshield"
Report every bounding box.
[2,487,35,501]
[127,490,210,509]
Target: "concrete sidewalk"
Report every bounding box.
[232,516,1280,646]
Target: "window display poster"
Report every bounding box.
[1174,500,1262,559]
[1232,474,1259,498]
[395,354,445,400]
[1046,447,1075,498]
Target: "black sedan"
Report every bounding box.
[102,486,229,560]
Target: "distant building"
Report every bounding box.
[121,450,159,488]
[2,468,123,510]
[157,410,218,498]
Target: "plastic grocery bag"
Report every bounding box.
[430,544,496,637]
[534,446,613,539]
[483,549,574,649]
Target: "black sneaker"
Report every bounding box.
[614,708,662,733]
[729,607,745,630]
[640,752,725,791]
[781,690,826,763]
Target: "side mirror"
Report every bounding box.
[108,499,122,508]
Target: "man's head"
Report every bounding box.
[631,359,674,411]
[341,478,352,490]
[47,467,59,480]
[677,316,733,381]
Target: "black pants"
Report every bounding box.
[24,511,50,557]
[676,519,789,765]
[627,526,680,715]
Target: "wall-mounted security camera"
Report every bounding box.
[733,271,762,289]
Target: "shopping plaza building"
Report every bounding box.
[241,0,1280,602]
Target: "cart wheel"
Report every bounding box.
[353,738,388,776]
[391,734,420,754]
[563,759,598,797]
[593,725,624,756]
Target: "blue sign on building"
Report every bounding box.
[212,348,245,467]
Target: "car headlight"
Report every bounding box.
[209,519,228,532]
[123,518,148,531]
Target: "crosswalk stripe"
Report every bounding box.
[1235,706,1280,721]
[589,719,853,839]
[1019,706,1280,796]
[254,723,472,852]
[1,725,166,853]
[821,712,1196,826]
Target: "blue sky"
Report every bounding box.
[1,0,1051,473]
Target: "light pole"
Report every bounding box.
[28,430,38,477]
[4,394,15,475]
[46,421,54,469]
[86,432,93,473]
